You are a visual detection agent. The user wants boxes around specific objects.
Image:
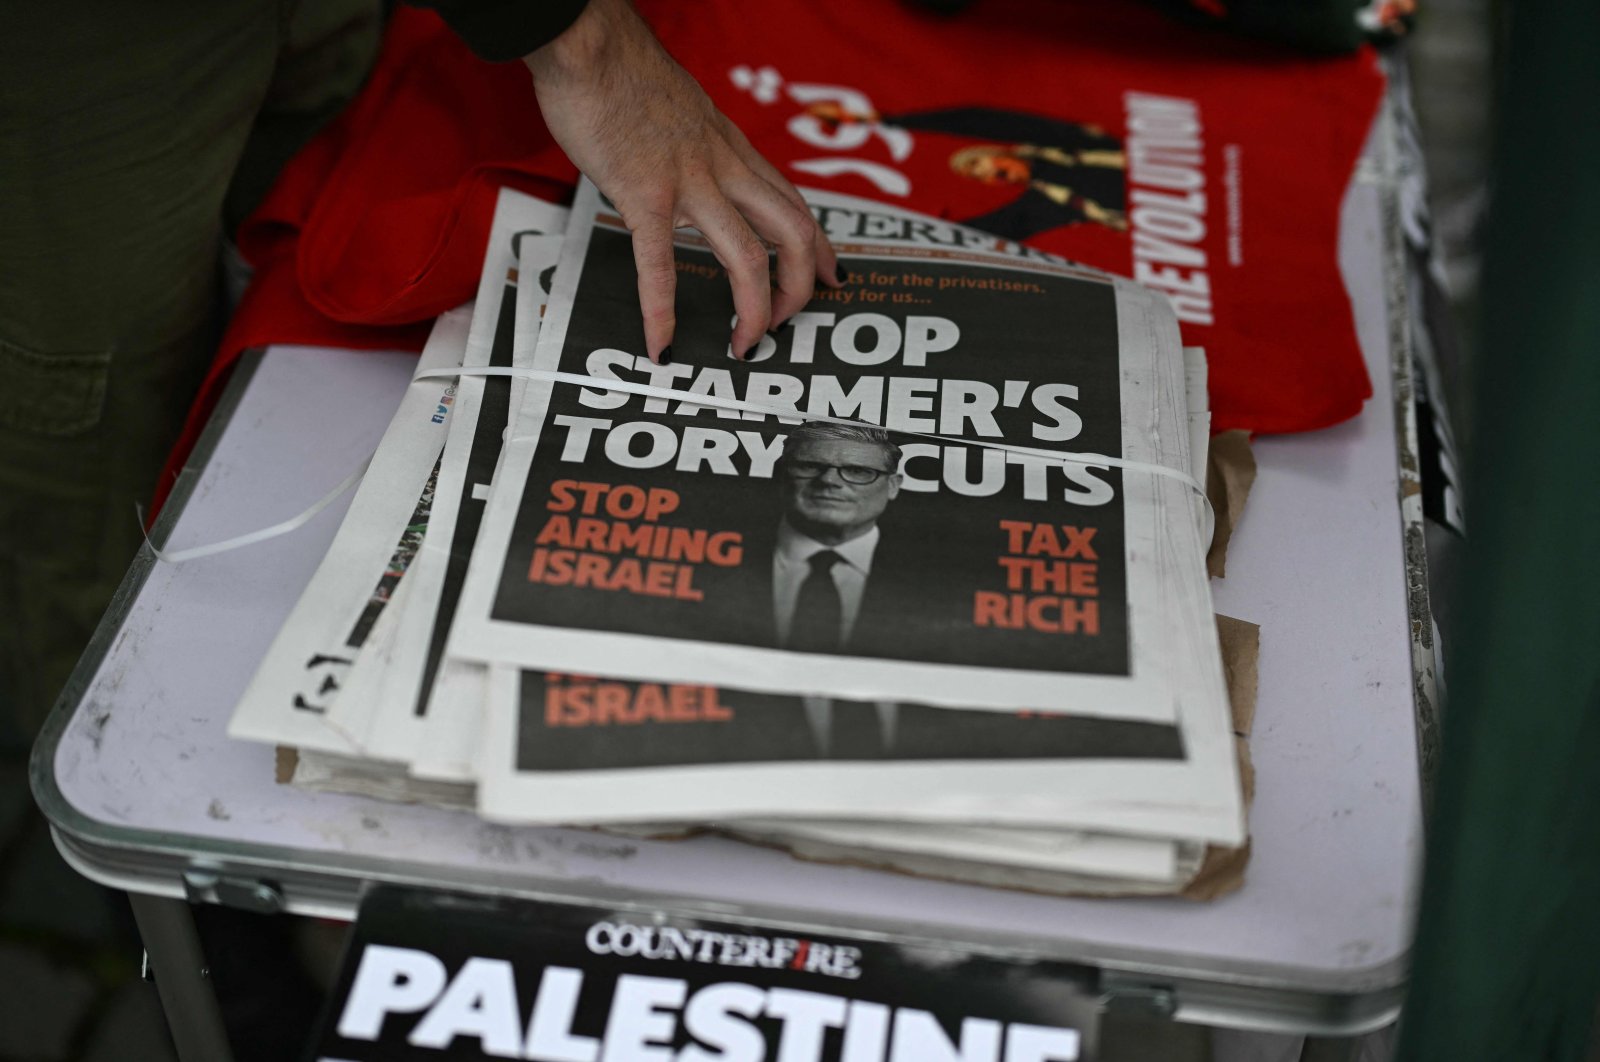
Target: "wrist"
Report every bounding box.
[525,0,627,84]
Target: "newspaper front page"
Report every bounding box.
[459,183,1242,846]
[453,183,1213,724]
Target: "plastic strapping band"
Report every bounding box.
[142,458,372,563]
[145,364,1213,561]
[413,365,1213,499]
[420,367,1216,546]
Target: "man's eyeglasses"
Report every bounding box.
[783,460,895,485]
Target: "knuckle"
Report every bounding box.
[781,198,818,240]
[620,198,676,232]
[778,277,816,302]
[785,184,813,212]
[620,185,678,219]
[636,267,677,300]
[635,251,675,279]
[732,238,771,271]
[636,251,677,279]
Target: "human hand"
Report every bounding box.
[525,0,843,364]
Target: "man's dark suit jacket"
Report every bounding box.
[708,523,956,660]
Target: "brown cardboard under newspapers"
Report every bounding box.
[1178,614,1260,902]
[276,746,299,784]
[1174,432,1262,901]
[1207,430,1257,579]
[1216,613,1261,739]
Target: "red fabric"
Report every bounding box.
[636,0,1384,435]
[158,1,1383,511]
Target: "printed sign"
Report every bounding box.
[309,887,1101,1062]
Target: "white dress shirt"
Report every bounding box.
[772,520,880,648]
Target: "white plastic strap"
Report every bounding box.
[413,365,1211,499]
[142,458,371,563]
[146,364,1213,563]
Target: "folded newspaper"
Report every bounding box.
[230,184,1248,897]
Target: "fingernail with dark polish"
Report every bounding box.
[834,265,849,285]
[658,346,672,365]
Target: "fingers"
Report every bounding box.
[629,210,678,363]
[726,177,819,329]
[727,128,843,290]
[622,128,842,362]
[689,193,775,358]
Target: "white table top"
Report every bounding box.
[37,126,1421,1035]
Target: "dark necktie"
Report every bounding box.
[788,550,843,653]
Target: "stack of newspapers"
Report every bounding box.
[229,185,1246,897]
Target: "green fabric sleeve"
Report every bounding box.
[409,0,591,62]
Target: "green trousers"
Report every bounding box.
[0,1,383,736]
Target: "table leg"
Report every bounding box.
[129,892,236,1062]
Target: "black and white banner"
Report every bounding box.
[309,887,1100,1062]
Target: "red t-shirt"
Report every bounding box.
[636,0,1384,435]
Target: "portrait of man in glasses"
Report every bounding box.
[703,417,954,665]
[769,420,906,655]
